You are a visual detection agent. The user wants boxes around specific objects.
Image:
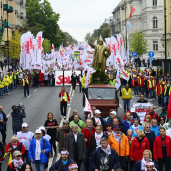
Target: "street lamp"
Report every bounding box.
[164,0,167,75]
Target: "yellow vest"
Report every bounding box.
[22,79,29,86]
[10,76,13,84]
[3,77,9,86]
[152,79,155,87]
[164,85,171,96]
[60,92,68,102]
[148,80,152,88]
[0,80,4,88]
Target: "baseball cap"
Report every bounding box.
[69,164,78,170]
[130,107,135,113]
[39,126,45,131]
[13,150,22,157]
[35,129,42,134]
[94,109,101,114]
[113,125,121,130]
[22,123,28,127]
[110,111,117,115]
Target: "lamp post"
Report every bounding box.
[164,0,167,75]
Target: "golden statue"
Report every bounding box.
[88,38,111,71]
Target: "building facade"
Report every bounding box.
[110,0,164,61]
[0,0,27,48]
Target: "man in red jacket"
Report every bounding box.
[155,80,164,106]
[144,106,159,123]
[153,127,171,171]
[59,87,70,119]
[138,74,145,95]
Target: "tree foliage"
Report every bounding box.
[7,30,21,59]
[129,30,148,57]
[42,39,51,53]
[85,23,111,42]
[21,0,77,48]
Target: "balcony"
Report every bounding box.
[3,4,10,11]
[8,6,13,13]
[4,21,10,28]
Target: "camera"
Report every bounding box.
[12,103,25,113]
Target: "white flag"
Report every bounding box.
[85,66,91,88]
[115,70,121,90]
[84,95,92,112]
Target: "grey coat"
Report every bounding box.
[56,127,72,153]
[66,132,86,160]
[11,111,26,131]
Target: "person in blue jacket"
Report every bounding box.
[90,136,120,171]
[150,119,159,137]
[50,149,74,171]
[29,129,51,171]
[130,119,144,137]
[123,112,135,135]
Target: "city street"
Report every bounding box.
[0,85,162,170]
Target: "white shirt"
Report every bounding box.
[166,129,171,138]
[94,117,101,125]
[17,131,34,150]
[35,139,41,160]
[74,132,78,142]
[79,76,82,82]
[43,134,51,142]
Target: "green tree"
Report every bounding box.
[42,39,51,53]
[129,30,148,57]
[7,30,21,59]
[84,32,92,41]
[101,25,111,39]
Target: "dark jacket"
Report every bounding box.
[131,160,159,171]
[0,141,4,162]
[137,99,148,103]
[56,127,72,153]
[11,110,26,131]
[49,158,74,171]
[104,116,123,127]
[145,131,155,153]
[123,119,135,135]
[90,147,120,170]
[71,74,77,84]
[91,117,105,131]
[0,111,8,131]
[66,132,86,160]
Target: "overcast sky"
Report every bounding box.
[47,0,121,42]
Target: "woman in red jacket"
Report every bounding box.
[130,130,151,163]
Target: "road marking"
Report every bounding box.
[27,95,31,98]
[66,107,71,121]
[34,89,37,92]
[72,90,75,98]
[119,104,123,108]
[7,113,11,118]
[69,86,72,97]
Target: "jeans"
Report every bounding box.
[35,160,45,171]
[24,86,29,96]
[164,96,170,108]
[4,86,9,94]
[85,147,90,171]
[49,134,57,154]
[134,86,138,95]
[9,84,13,90]
[13,80,16,88]
[60,102,67,116]
[153,89,155,98]
[79,83,82,92]
[158,95,163,106]
[123,99,130,113]
[23,150,31,165]
[49,78,52,86]
[141,86,144,95]
[13,130,19,135]
[0,88,4,96]
[150,89,153,99]
[120,156,127,171]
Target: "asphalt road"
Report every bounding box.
[0,85,162,170]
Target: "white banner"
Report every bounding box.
[133,103,152,123]
[55,70,81,86]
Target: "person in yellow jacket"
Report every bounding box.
[21,75,29,97]
[108,125,129,171]
[9,72,13,91]
[3,74,10,95]
[81,71,87,93]
[0,77,4,96]
[122,84,132,113]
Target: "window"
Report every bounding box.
[153,16,158,29]
[153,0,157,6]
[153,41,158,51]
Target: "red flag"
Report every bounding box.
[66,42,69,45]
[167,94,171,119]
[129,6,136,18]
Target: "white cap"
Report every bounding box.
[146,162,154,166]
[110,111,117,115]
[39,126,45,131]
[94,109,101,114]
[139,73,142,76]
[130,107,135,113]
[35,129,42,134]
[22,123,28,127]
